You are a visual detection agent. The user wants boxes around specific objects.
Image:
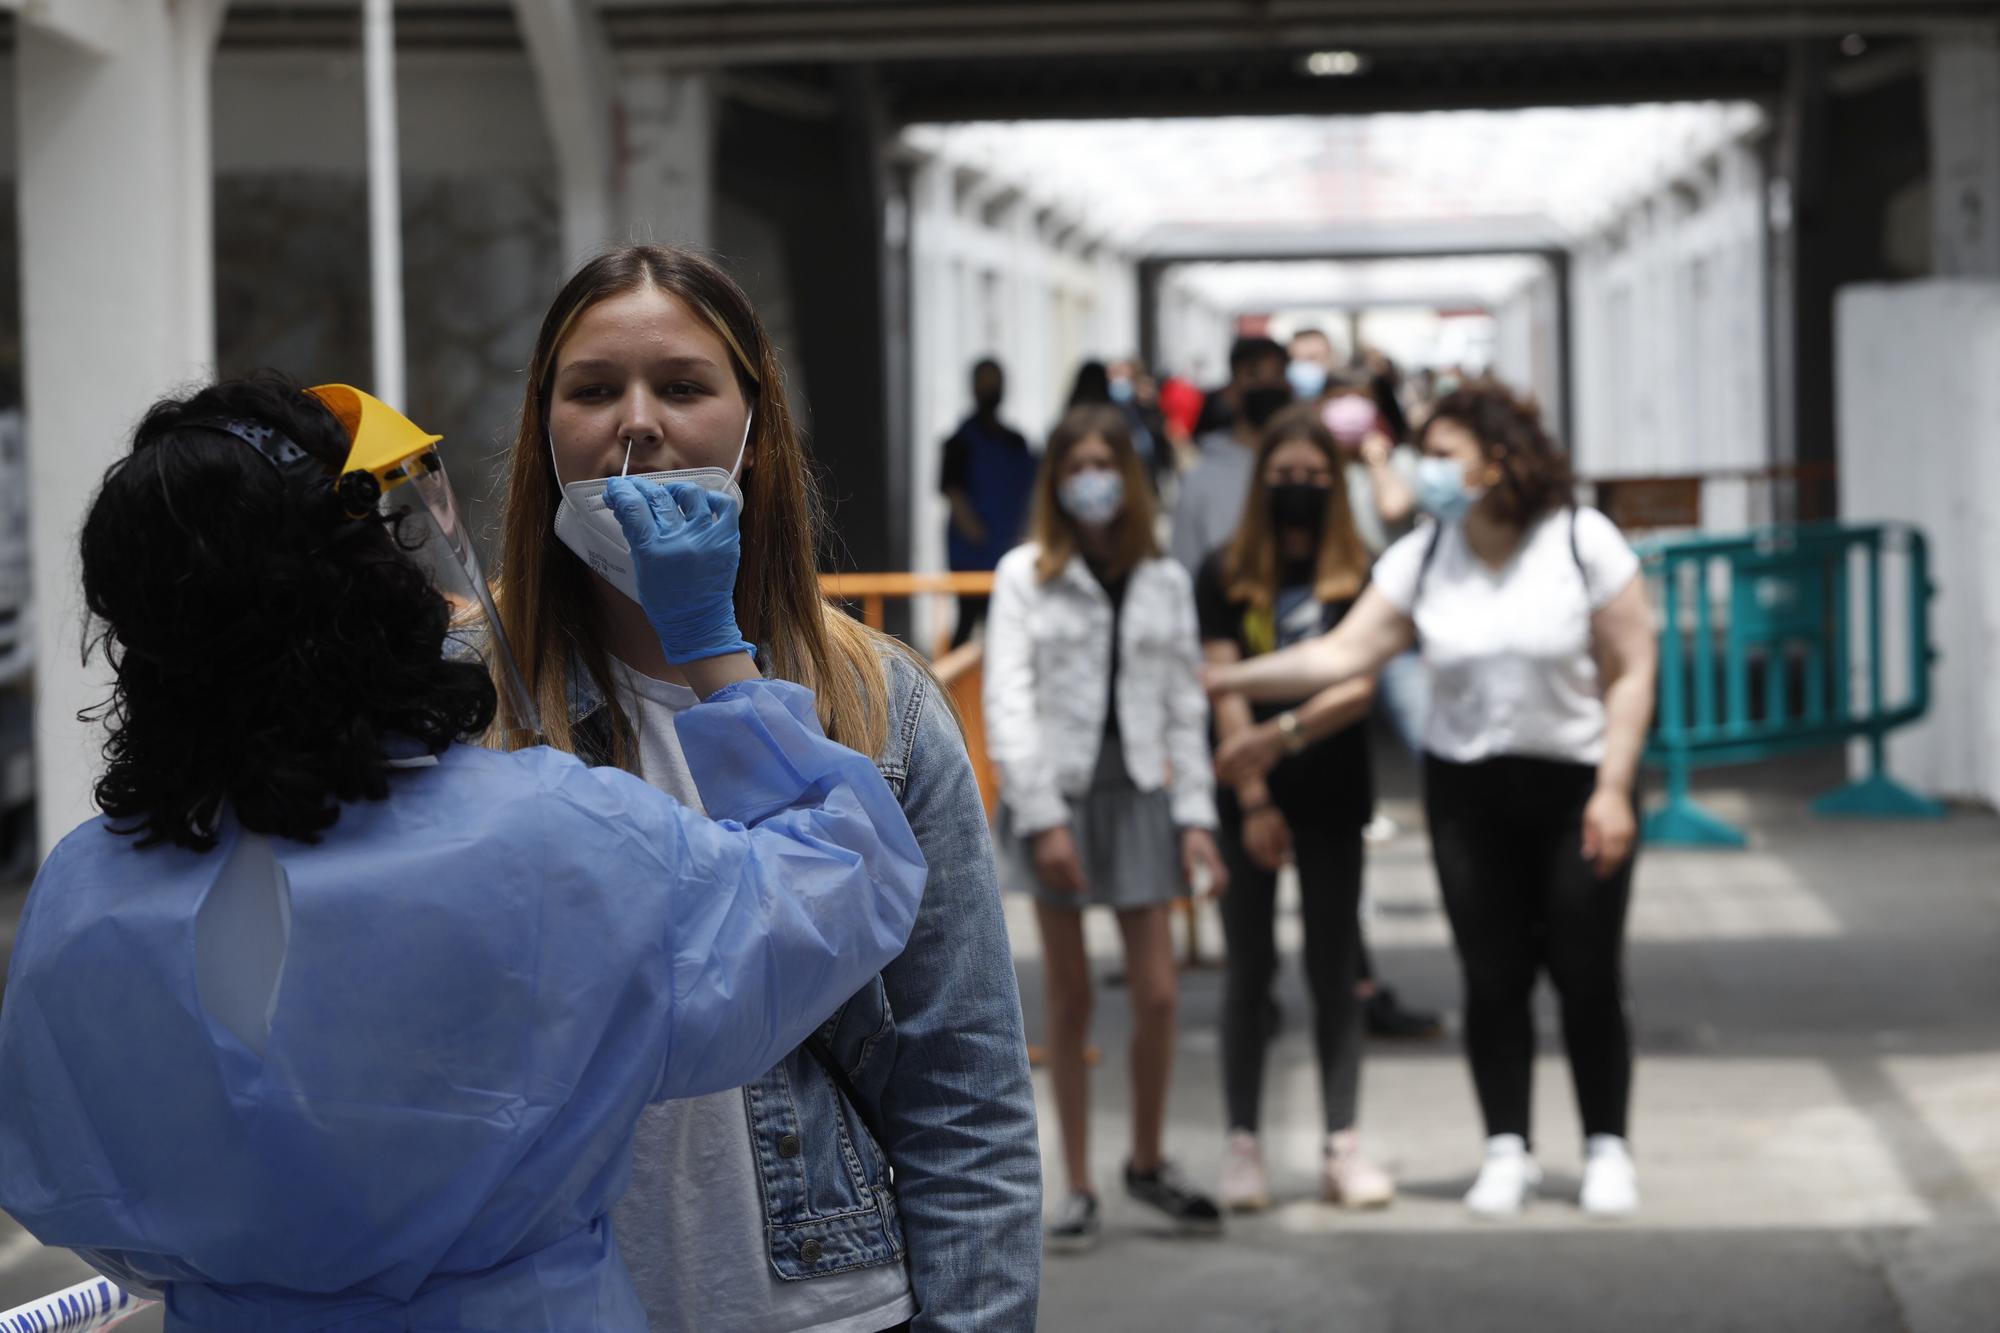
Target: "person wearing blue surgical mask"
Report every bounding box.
[0,375,929,1331]
[1205,383,1659,1225]
[1286,327,1338,402]
[984,405,1228,1254]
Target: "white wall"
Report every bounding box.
[1155,274,1232,387]
[1926,36,2000,277]
[905,153,1146,646]
[1489,258,1563,420]
[1568,140,1770,532]
[1836,281,2000,809]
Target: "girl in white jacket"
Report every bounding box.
[985,404,1229,1252]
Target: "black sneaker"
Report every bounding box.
[1046,1190,1101,1254]
[1365,986,1445,1040]
[1124,1159,1223,1235]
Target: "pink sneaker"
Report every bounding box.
[1220,1130,1271,1213]
[1324,1130,1395,1209]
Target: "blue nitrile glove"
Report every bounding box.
[604,477,755,665]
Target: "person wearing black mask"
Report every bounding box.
[941,357,1039,647]
[1194,404,1395,1213]
[1170,336,1290,574]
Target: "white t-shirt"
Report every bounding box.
[606,659,918,1333]
[1371,508,1640,767]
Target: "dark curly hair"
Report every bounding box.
[1420,382,1575,526]
[81,375,497,850]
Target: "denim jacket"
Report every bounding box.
[567,646,1043,1332]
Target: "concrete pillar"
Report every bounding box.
[512,0,618,264]
[617,70,716,250]
[904,159,953,645]
[1002,198,1048,433]
[516,0,715,263]
[1772,41,1835,501]
[17,0,226,853]
[1925,37,2000,277]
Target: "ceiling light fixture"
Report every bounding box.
[1305,50,1368,78]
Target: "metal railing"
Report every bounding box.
[1641,522,1945,847]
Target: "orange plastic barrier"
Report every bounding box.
[820,573,998,814]
[819,571,996,632]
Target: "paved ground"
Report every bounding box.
[1017,750,2000,1331]
[3,749,1997,1331]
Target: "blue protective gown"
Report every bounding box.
[0,680,926,1331]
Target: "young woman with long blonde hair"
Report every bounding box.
[984,405,1228,1252]
[489,246,1040,1333]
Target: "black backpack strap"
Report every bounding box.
[1412,520,1447,610]
[1571,507,1591,604]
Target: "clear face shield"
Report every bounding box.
[308,385,542,746]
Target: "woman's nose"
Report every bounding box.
[617,387,665,449]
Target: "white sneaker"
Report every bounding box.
[1324,1130,1395,1209]
[1580,1135,1639,1218]
[1465,1134,1541,1218]
[1362,813,1399,844]
[1220,1130,1271,1213]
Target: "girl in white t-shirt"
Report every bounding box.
[1205,384,1658,1221]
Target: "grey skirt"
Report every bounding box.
[998,737,1189,911]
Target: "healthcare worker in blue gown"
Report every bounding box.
[0,376,928,1331]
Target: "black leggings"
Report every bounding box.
[1217,795,1366,1135]
[1425,754,1635,1143]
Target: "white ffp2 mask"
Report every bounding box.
[551,411,753,603]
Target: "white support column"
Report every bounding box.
[512,0,618,264]
[905,156,957,646]
[17,0,226,853]
[514,8,713,262]
[1838,281,2000,808]
[363,0,407,409]
[1926,36,2000,278]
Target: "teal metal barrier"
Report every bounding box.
[1639,522,1945,848]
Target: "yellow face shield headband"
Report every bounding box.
[305,384,542,744]
[306,383,448,517]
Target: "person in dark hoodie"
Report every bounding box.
[942,357,1040,647]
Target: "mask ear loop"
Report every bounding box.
[545,420,573,495]
[727,408,754,485]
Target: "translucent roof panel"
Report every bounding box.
[1169,256,1550,313]
[905,103,1762,250]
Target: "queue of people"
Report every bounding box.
[0,242,1653,1330]
[966,330,1657,1243]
